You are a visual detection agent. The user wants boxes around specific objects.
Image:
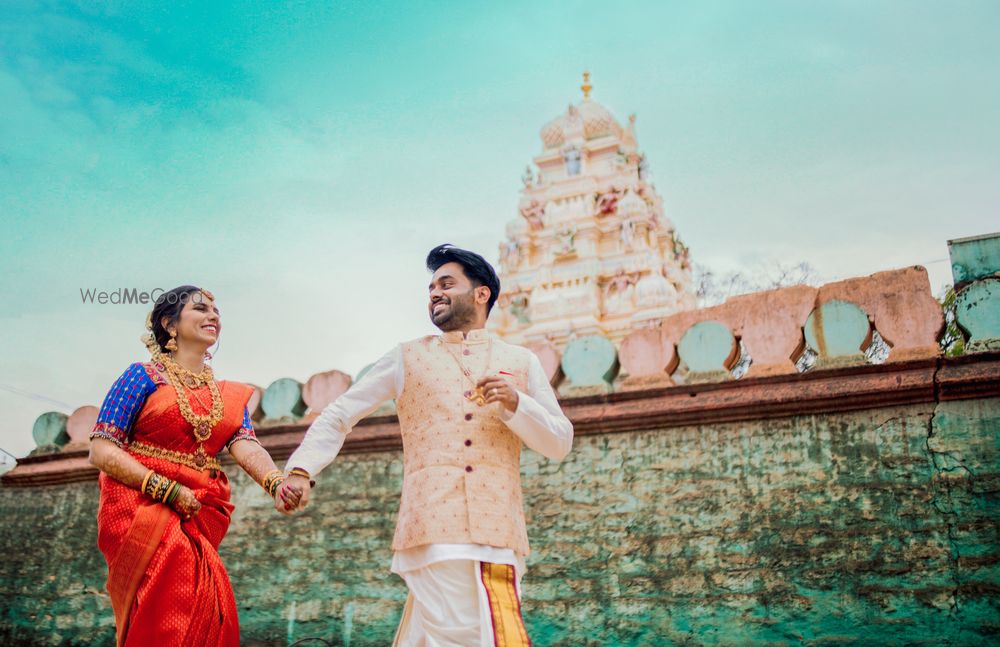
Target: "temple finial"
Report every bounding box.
[581,70,592,100]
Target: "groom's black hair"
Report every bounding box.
[426,244,501,313]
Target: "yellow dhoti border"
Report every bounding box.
[480,562,532,647]
[392,560,531,647]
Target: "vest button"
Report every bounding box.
[465,465,473,472]
[465,439,472,446]
[464,413,473,421]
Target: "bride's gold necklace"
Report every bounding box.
[152,348,225,468]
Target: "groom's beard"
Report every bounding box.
[431,291,477,331]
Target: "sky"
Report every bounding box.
[1,1,997,458]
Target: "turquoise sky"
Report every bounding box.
[1,1,997,457]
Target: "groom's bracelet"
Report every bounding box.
[287,467,315,488]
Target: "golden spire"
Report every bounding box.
[581,70,592,100]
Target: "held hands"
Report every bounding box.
[274,474,311,516]
[476,374,519,413]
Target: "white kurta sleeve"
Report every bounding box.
[286,344,403,476]
[499,352,574,461]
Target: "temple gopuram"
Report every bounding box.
[492,73,696,348]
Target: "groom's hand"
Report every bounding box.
[477,375,519,413]
[275,475,311,515]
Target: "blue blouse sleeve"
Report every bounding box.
[90,363,160,447]
[226,406,260,450]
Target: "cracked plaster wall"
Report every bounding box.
[1,398,998,645]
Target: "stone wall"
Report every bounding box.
[2,354,998,646]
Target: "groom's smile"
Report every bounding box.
[430,297,451,324]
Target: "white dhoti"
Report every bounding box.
[392,560,531,647]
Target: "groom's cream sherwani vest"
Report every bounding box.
[392,331,532,556]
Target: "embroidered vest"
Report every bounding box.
[393,333,533,556]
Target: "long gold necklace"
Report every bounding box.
[186,383,214,413]
[152,348,225,468]
[440,336,494,406]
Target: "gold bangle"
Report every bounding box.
[261,469,284,497]
[140,469,154,495]
[287,467,311,480]
[260,469,283,488]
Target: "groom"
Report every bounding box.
[280,244,573,646]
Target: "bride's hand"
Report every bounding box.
[275,476,310,515]
[172,486,202,521]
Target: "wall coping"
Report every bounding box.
[4,352,997,488]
